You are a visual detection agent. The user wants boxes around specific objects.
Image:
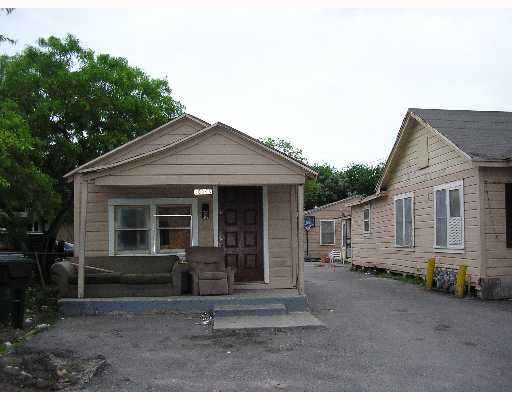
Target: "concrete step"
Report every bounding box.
[58,291,307,316]
[213,311,326,332]
[214,303,287,317]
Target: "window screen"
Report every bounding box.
[394,195,413,247]
[434,181,464,249]
[114,206,150,252]
[156,205,192,252]
[320,220,335,245]
[363,208,370,233]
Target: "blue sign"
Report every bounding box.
[304,216,315,230]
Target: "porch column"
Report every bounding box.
[297,184,305,294]
[78,179,88,299]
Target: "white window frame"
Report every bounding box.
[363,206,371,234]
[108,198,198,256]
[320,219,336,246]
[394,192,415,248]
[341,219,348,247]
[433,180,464,251]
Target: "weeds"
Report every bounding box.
[350,265,424,285]
[0,285,59,355]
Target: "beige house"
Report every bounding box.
[351,108,512,299]
[64,114,316,298]
[303,196,362,260]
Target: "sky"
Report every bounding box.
[2,7,512,169]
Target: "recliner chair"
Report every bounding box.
[186,247,234,295]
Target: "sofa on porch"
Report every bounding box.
[50,255,190,298]
[51,247,236,298]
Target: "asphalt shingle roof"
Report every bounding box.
[409,108,512,161]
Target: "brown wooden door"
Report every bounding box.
[219,186,263,282]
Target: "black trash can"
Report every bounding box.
[0,253,34,329]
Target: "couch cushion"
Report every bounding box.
[119,273,172,284]
[82,255,179,274]
[198,271,227,280]
[68,273,121,285]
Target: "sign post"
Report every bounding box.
[304,216,315,258]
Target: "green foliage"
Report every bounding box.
[261,136,384,210]
[304,163,384,210]
[0,34,184,252]
[0,100,60,250]
[260,137,307,163]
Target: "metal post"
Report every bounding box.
[425,258,436,290]
[455,265,468,298]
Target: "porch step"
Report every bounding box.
[57,290,307,316]
[213,312,326,332]
[214,303,287,317]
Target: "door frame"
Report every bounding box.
[341,217,352,259]
[214,185,270,284]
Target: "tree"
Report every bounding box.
[259,137,307,163]
[0,34,184,267]
[0,100,60,250]
[261,136,384,210]
[0,8,15,45]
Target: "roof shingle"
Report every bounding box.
[409,108,512,161]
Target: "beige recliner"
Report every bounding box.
[186,247,234,295]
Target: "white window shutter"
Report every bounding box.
[447,217,463,246]
[447,186,464,247]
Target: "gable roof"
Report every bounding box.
[68,118,317,179]
[305,195,363,215]
[64,113,209,179]
[409,108,512,162]
[377,107,512,192]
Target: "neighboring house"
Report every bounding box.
[0,212,50,251]
[65,113,316,297]
[303,196,362,260]
[351,108,512,299]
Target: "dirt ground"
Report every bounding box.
[3,263,512,391]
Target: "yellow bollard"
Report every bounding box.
[455,265,468,298]
[425,258,435,290]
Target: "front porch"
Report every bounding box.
[58,288,308,316]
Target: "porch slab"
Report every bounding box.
[58,289,307,316]
[212,311,326,331]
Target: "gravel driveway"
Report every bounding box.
[11,263,512,391]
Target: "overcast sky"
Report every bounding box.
[2,8,512,168]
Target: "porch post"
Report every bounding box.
[78,179,88,299]
[297,184,305,294]
[213,185,219,247]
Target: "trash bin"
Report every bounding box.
[0,253,34,329]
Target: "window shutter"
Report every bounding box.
[404,197,413,247]
[395,198,403,246]
[447,187,464,247]
[435,189,447,247]
[506,184,512,248]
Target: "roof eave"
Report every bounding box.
[63,113,209,179]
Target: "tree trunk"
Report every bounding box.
[40,194,73,280]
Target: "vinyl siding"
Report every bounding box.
[75,180,298,288]
[81,184,213,257]
[92,127,306,186]
[268,185,297,288]
[480,167,512,278]
[351,121,482,282]
[85,119,205,170]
